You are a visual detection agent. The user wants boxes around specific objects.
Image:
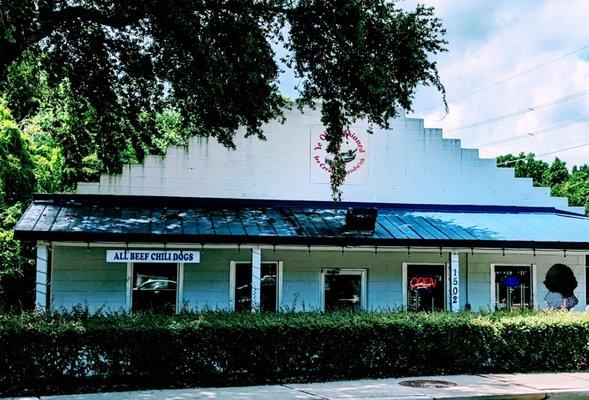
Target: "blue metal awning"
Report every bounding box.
[13,194,589,250]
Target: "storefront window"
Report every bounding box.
[407,264,445,312]
[235,262,252,311]
[323,269,364,311]
[260,262,278,312]
[234,262,278,312]
[494,265,532,311]
[132,263,177,314]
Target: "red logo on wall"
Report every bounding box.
[312,130,367,175]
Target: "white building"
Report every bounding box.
[15,108,589,313]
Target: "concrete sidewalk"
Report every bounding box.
[12,372,589,400]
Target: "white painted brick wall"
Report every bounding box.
[76,108,579,212]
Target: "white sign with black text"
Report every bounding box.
[106,250,200,263]
[450,252,460,312]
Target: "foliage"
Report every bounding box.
[152,108,191,155]
[0,101,49,311]
[553,165,589,214]
[0,230,33,312]
[0,310,588,396]
[0,0,447,199]
[548,157,570,187]
[0,100,36,207]
[287,0,447,198]
[497,153,589,214]
[496,152,550,186]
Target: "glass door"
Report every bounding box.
[234,262,279,312]
[407,264,445,312]
[322,269,366,311]
[494,265,532,310]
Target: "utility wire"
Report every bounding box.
[418,43,589,114]
[477,117,589,147]
[445,89,589,133]
[496,142,589,166]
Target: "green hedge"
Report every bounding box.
[1,311,589,396]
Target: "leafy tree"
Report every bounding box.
[553,165,589,214]
[0,100,36,208]
[287,0,446,197]
[498,153,589,214]
[2,51,48,122]
[1,0,447,200]
[0,229,34,312]
[152,108,191,155]
[496,152,549,186]
[23,78,105,187]
[0,103,37,312]
[23,118,65,193]
[545,157,569,187]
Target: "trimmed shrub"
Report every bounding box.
[1,310,589,396]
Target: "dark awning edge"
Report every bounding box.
[30,193,586,217]
[13,230,589,251]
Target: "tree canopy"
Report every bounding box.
[1,0,447,200]
[497,153,589,214]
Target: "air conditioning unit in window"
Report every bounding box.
[344,207,377,235]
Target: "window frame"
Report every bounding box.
[126,262,184,314]
[319,268,367,311]
[402,262,448,311]
[229,260,283,311]
[490,263,537,310]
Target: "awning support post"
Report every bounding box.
[450,252,460,312]
[251,247,261,311]
[36,244,49,311]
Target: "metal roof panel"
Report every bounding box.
[13,195,589,250]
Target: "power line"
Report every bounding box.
[445,89,589,133]
[417,43,589,114]
[496,142,589,166]
[477,117,589,147]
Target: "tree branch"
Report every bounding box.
[1,1,293,78]
[43,6,145,30]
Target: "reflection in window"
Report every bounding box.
[260,263,277,312]
[132,263,177,314]
[494,265,532,311]
[235,262,252,312]
[235,262,278,312]
[324,271,362,311]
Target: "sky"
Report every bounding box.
[277,0,589,168]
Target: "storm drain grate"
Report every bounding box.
[398,379,457,389]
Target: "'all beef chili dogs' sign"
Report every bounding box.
[106,250,200,263]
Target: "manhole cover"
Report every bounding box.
[398,379,457,389]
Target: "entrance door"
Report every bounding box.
[233,262,279,312]
[493,265,532,310]
[132,263,178,314]
[406,264,445,312]
[322,269,366,311]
